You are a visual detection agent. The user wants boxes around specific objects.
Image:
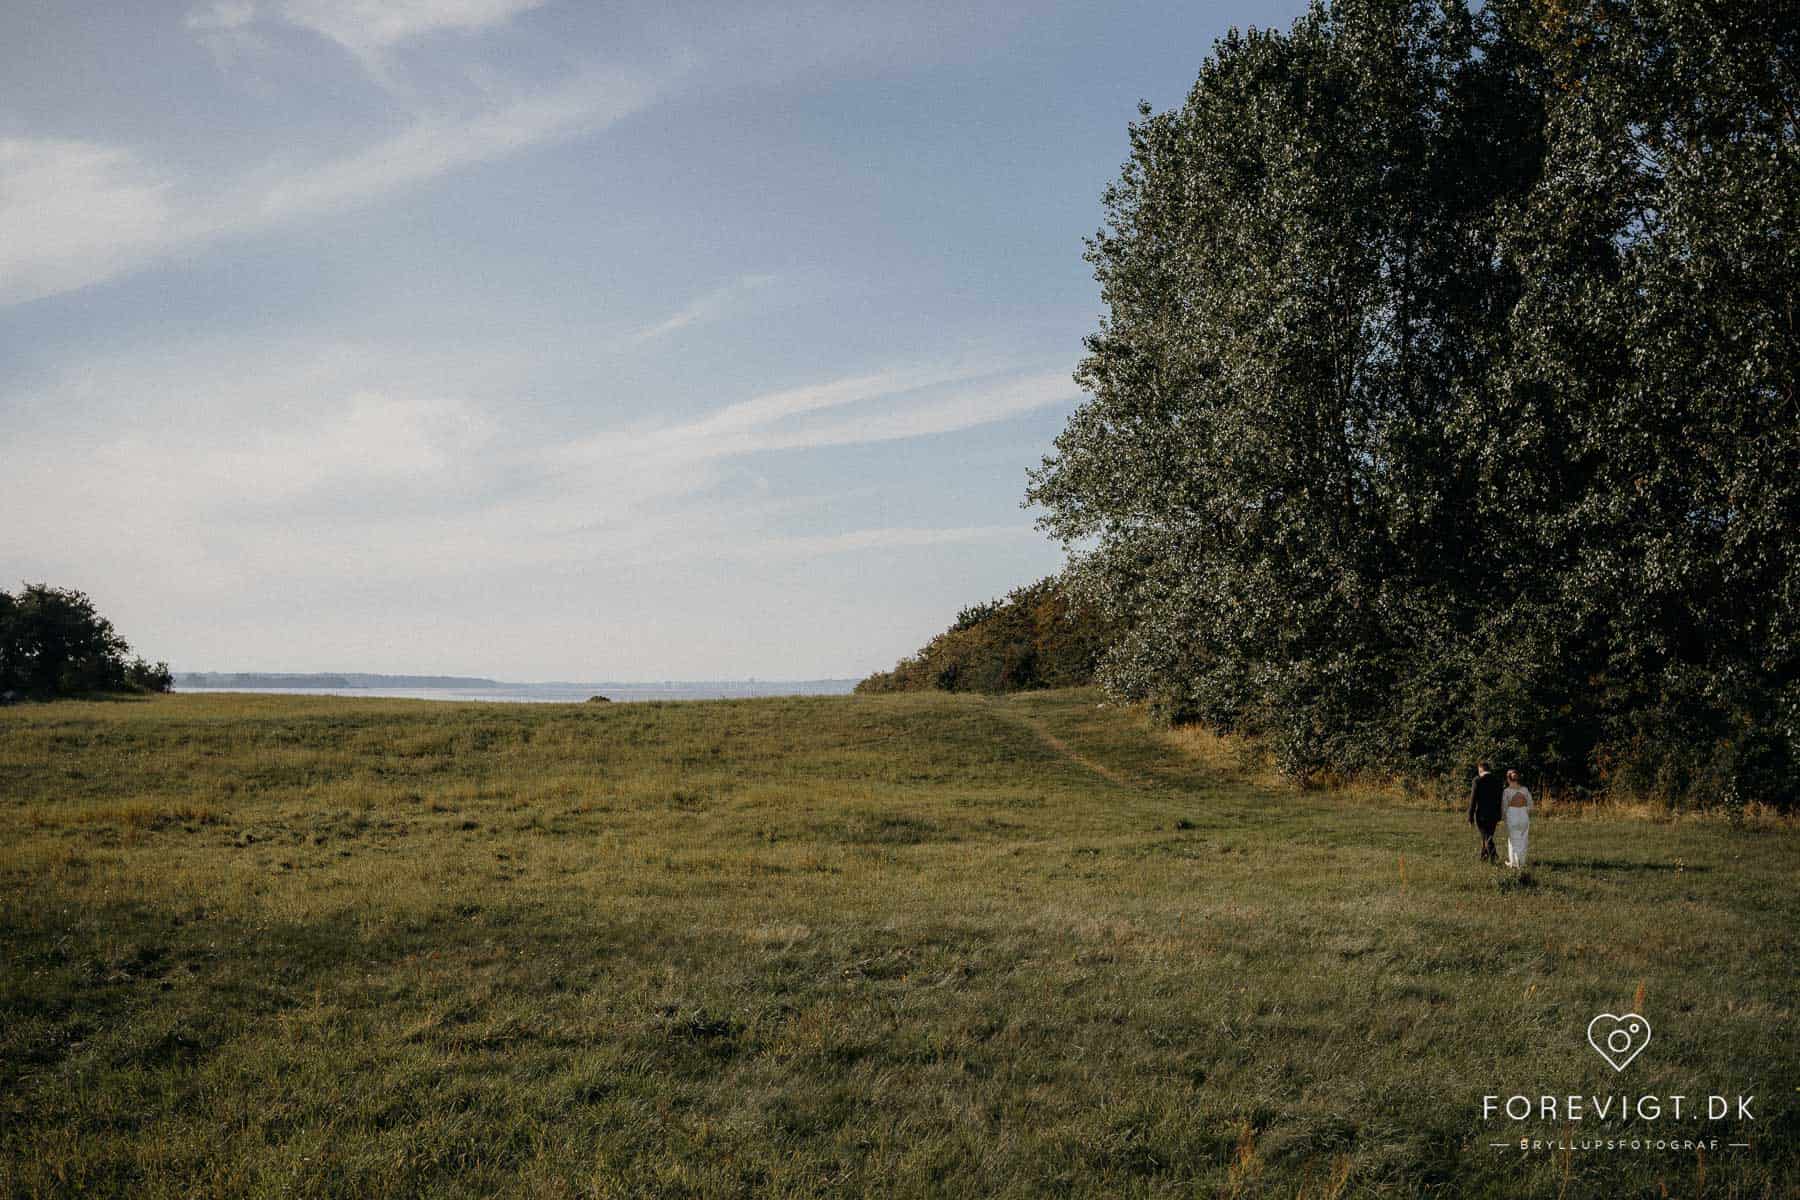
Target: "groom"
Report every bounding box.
[1467,761,1504,863]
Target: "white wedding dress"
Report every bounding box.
[1503,786,1533,868]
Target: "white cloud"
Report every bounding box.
[280,0,547,52]
[622,274,778,346]
[187,1,268,66]
[202,389,497,499]
[187,0,257,31]
[0,340,1071,676]
[0,140,177,305]
[253,71,659,221]
[187,0,546,84]
[0,68,667,306]
[559,364,1075,469]
[1,350,1071,588]
[756,370,1076,451]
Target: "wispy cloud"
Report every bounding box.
[188,0,257,28]
[187,0,264,64]
[281,0,548,51]
[755,370,1077,452]
[9,0,1089,677]
[622,274,778,347]
[188,0,547,85]
[560,365,1075,469]
[200,389,497,499]
[2,350,1073,586]
[0,139,178,306]
[253,69,661,221]
[0,68,671,306]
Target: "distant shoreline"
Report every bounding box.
[172,678,860,704]
[177,672,500,689]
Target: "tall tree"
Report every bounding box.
[1491,0,1800,801]
[1031,0,1541,778]
[1029,0,1798,804]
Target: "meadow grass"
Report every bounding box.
[1,689,1794,1198]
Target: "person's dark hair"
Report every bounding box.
[1477,760,1489,772]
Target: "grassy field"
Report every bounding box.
[1,689,1794,1198]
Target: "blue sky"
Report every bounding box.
[2,0,1303,680]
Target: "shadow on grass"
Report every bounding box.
[1534,857,1710,873]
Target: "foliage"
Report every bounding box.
[1028,0,1798,807]
[0,583,172,698]
[856,576,1108,694]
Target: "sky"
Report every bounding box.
[2,0,1305,681]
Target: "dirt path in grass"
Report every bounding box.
[989,702,1135,788]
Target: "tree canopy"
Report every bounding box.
[0,585,172,698]
[856,577,1107,695]
[1028,0,1798,807]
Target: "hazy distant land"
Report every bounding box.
[172,672,860,703]
[177,672,501,689]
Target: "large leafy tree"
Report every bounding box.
[0,584,172,697]
[1029,0,1797,804]
[1492,0,1800,801]
[1031,0,1540,776]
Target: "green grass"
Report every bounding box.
[1,689,1794,1198]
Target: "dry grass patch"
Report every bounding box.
[50,801,231,832]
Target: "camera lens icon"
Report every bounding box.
[1587,1013,1651,1071]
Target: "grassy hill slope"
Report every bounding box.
[1,691,1794,1197]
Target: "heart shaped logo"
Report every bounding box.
[1587,1012,1651,1072]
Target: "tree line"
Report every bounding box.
[1020,0,1795,808]
[0,585,172,698]
[869,1,1793,810]
[856,578,1106,695]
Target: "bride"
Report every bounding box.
[1502,769,1533,869]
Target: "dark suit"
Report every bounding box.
[1468,771,1505,861]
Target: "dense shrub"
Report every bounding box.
[856,577,1107,695]
[1027,0,1797,809]
[0,584,172,698]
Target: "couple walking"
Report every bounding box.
[1467,761,1533,868]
